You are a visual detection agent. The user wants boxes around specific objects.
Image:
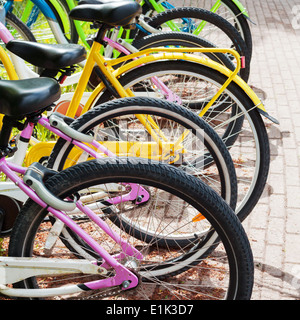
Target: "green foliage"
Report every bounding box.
[0,238,6,256]
[34,123,56,142]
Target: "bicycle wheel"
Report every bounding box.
[48,97,238,241]
[46,0,78,43]
[10,0,74,44]
[5,11,36,42]
[142,0,253,58]
[95,61,270,222]
[9,157,254,300]
[0,12,37,79]
[145,7,251,81]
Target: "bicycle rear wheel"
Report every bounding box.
[142,0,253,58]
[48,97,237,210]
[0,12,37,79]
[48,97,237,248]
[96,61,270,221]
[10,0,75,44]
[9,157,254,300]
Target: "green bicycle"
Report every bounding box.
[6,0,252,54]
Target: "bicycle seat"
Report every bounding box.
[69,1,142,26]
[6,41,86,70]
[0,78,61,117]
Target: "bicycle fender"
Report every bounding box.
[231,0,249,18]
[24,141,56,167]
[232,76,279,124]
[88,52,279,124]
[231,0,256,24]
[30,0,57,20]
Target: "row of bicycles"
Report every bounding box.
[0,0,277,300]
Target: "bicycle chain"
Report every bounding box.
[83,286,123,300]
[65,285,122,300]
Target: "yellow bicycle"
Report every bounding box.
[3,0,275,221]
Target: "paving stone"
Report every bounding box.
[243,0,300,300]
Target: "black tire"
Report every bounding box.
[9,157,254,300]
[95,61,269,221]
[47,97,237,248]
[48,97,237,206]
[5,11,36,42]
[1,12,37,78]
[142,0,253,59]
[146,7,250,81]
[215,0,252,60]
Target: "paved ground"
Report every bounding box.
[241,0,300,300]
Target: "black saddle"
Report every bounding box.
[0,78,61,117]
[69,0,142,26]
[6,41,86,70]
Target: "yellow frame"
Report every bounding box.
[61,41,268,164]
[0,37,268,165]
[0,46,18,80]
[66,42,267,120]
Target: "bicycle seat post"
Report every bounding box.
[0,116,14,152]
[65,23,116,119]
[94,23,110,44]
[0,116,25,158]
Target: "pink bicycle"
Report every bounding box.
[0,75,253,300]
